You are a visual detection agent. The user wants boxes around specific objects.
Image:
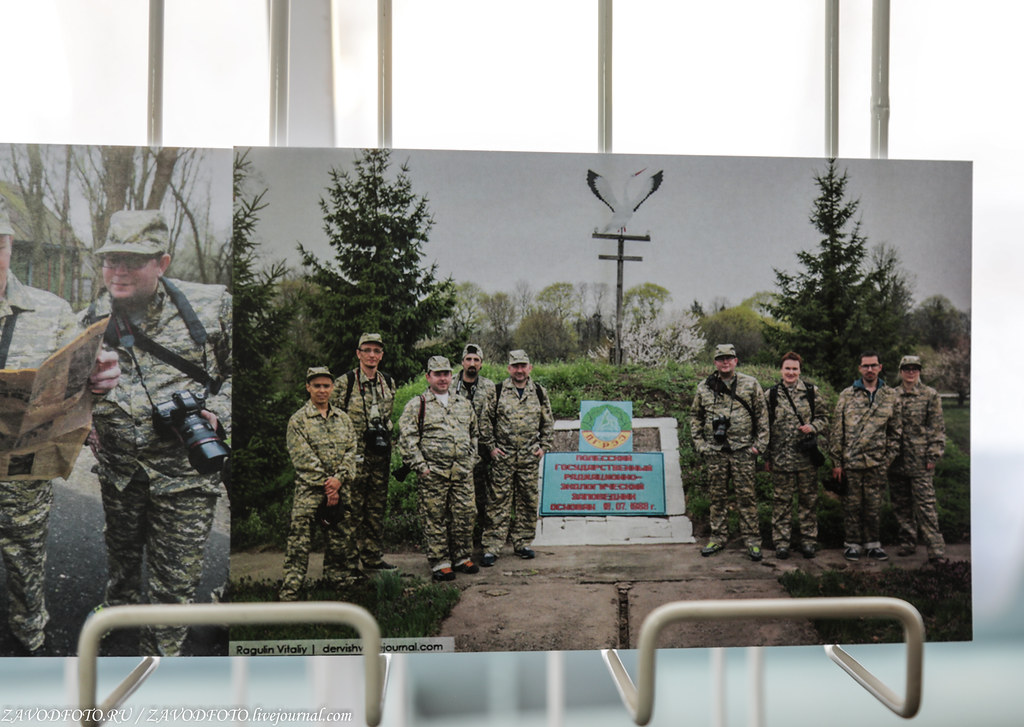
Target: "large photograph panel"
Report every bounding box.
[230,146,970,654]
[0,144,231,657]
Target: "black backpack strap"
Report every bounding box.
[768,384,779,427]
[342,369,356,410]
[160,277,207,345]
[418,394,425,436]
[534,382,547,408]
[0,311,22,368]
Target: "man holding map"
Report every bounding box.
[0,203,119,656]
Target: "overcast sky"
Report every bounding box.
[247,147,971,312]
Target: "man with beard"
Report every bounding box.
[829,351,901,562]
[452,343,496,547]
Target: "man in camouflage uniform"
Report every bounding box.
[890,355,946,563]
[829,351,901,562]
[690,344,770,561]
[766,352,828,560]
[280,367,359,599]
[0,204,119,656]
[452,343,496,547]
[81,210,231,655]
[330,333,397,571]
[398,356,480,581]
[481,349,553,566]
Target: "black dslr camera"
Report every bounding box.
[152,391,229,475]
[712,416,731,445]
[364,417,391,456]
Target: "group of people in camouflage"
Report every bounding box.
[284,342,553,589]
[691,344,947,565]
[1,206,232,656]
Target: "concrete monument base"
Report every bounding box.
[533,417,694,545]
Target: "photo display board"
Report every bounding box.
[0,143,231,657]
[227,146,972,656]
[1,143,971,657]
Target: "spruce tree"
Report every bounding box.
[769,160,909,388]
[301,149,455,383]
[230,151,301,544]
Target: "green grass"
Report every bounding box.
[228,570,460,641]
[779,559,972,643]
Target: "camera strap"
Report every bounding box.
[87,278,222,395]
[0,310,21,368]
[769,382,816,427]
[707,374,754,421]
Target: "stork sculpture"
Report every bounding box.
[587,168,664,233]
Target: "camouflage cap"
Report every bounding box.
[427,355,452,373]
[508,349,530,365]
[899,355,923,370]
[462,342,484,360]
[306,365,333,381]
[358,332,384,348]
[0,201,13,237]
[96,210,170,255]
[714,344,738,359]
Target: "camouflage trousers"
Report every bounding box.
[483,450,541,552]
[416,468,475,568]
[471,456,491,547]
[770,468,819,549]
[889,470,945,557]
[0,479,52,652]
[841,467,886,550]
[99,474,218,656]
[705,450,760,548]
[352,453,389,566]
[279,483,359,601]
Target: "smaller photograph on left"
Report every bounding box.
[0,144,232,657]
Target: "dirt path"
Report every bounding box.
[230,541,970,652]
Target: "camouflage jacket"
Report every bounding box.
[767,379,829,471]
[829,379,901,471]
[330,368,396,457]
[488,377,554,454]
[690,371,770,455]
[891,381,945,474]
[397,390,479,479]
[1,273,77,369]
[81,278,232,495]
[286,400,357,492]
[453,373,496,452]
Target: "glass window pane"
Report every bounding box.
[2,0,148,145]
[614,1,828,158]
[164,0,268,147]
[392,0,595,152]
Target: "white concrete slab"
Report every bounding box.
[533,417,694,545]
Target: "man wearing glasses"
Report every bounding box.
[0,204,119,656]
[82,210,231,656]
[829,351,901,562]
[331,333,397,572]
